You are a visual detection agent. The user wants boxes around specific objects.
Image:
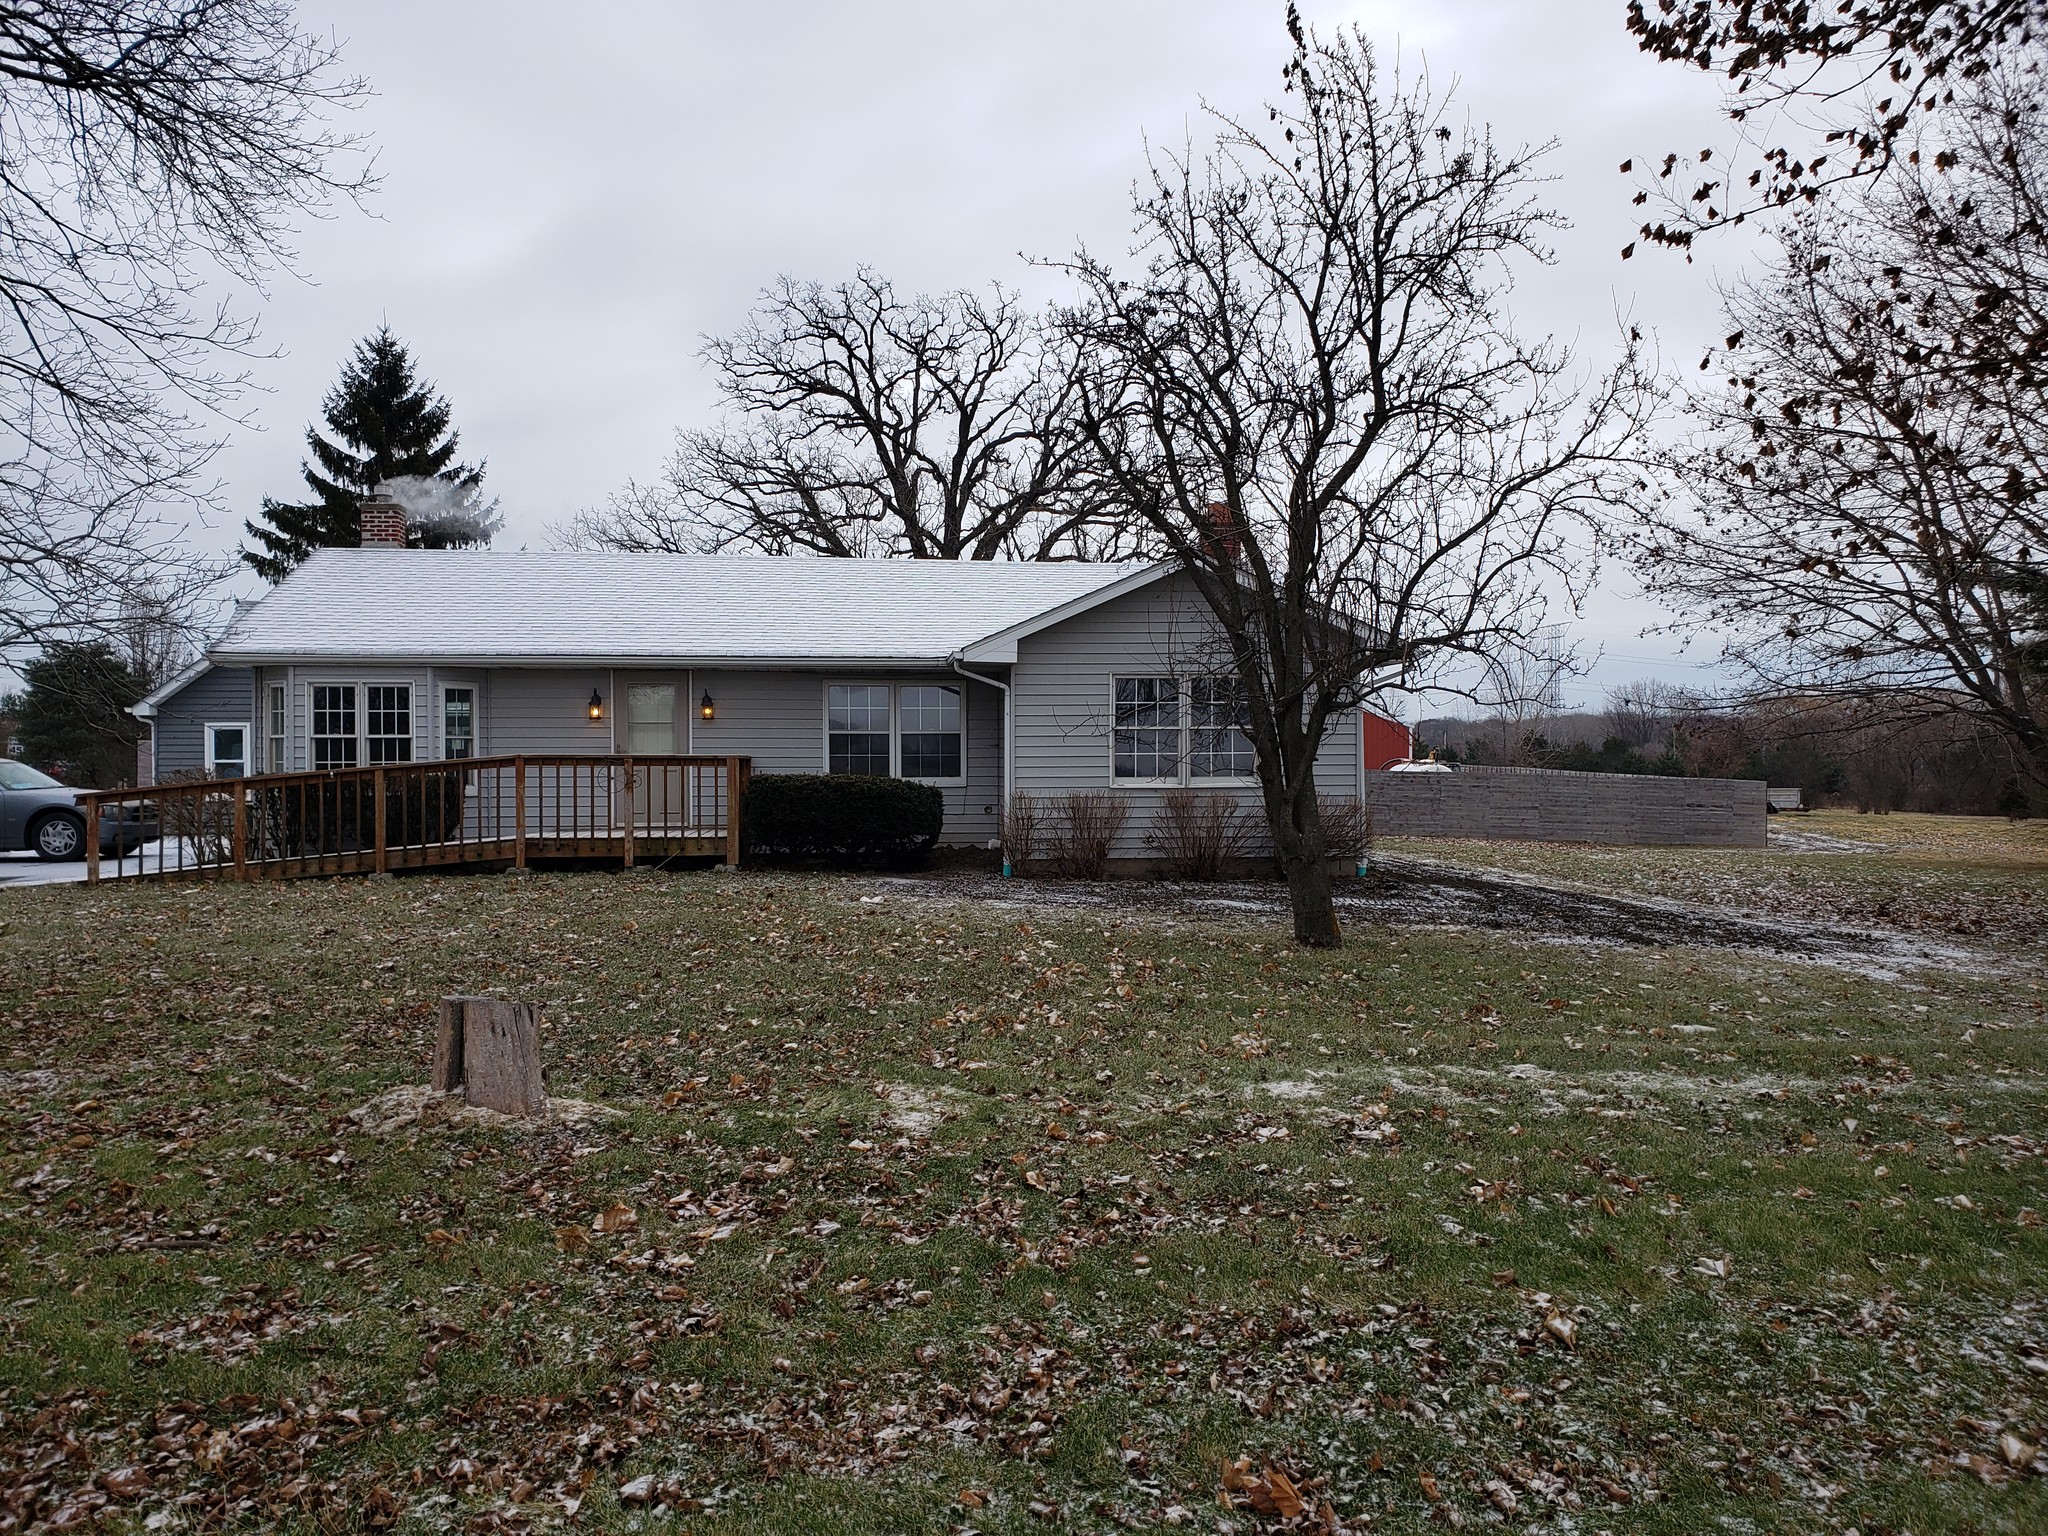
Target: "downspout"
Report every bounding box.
[950,656,1013,876]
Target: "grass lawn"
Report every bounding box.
[2,829,2045,1532]
[1380,811,2048,953]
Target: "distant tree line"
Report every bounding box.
[1425,682,2034,816]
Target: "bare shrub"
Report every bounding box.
[156,769,237,864]
[1145,790,1256,881]
[999,791,1043,871]
[1317,795,1373,862]
[1041,790,1131,879]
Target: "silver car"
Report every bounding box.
[0,760,153,861]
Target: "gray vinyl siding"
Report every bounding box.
[1011,571,1362,857]
[688,670,828,772]
[691,669,1002,846]
[483,669,615,755]
[149,666,257,780]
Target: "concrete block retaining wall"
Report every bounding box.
[1361,763,1767,848]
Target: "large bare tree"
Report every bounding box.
[1061,18,1654,948]
[0,2,373,660]
[561,271,1134,561]
[1630,69,2048,792]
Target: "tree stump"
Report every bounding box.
[433,996,547,1116]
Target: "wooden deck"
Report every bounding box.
[79,755,751,884]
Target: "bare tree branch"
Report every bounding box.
[559,271,1145,561]
[1624,0,2046,250]
[1628,67,2048,787]
[0,1,373,658]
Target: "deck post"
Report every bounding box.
[725,756,744,867]
[85,796,100,886]
[513,757,527,869]
[374,768,388,875]
[622,757,636,869]
[232,787,247,879]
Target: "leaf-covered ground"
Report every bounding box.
[1,841,2044,1533]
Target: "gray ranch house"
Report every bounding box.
[135,546,1364,860]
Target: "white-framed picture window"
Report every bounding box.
[266,684,286,772]
[1112,675,1257,785]
[442,685,476,760]
[823,682,966,783]
[311,684,358,769]
[204,723,249,779]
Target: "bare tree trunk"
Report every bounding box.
[1264,760,1340,947]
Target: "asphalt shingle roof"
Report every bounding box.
[209,549,1158,666]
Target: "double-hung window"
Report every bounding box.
[1112,677,1181,781]
[311,685,358,769]
[443,686,475,760]
[825,683,966,782]
[827,685,892,775]
[366,685,413,763]
[1188,676,1257,779]
[266,684,287,772]
[1112,675,1257,784]
[898,685,963,779]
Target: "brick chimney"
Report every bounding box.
[1202,500,1242,564]
[359,492,407,549]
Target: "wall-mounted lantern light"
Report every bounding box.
[699,689,715,721]
[587,689,604,721]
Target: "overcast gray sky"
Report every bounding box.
[199,0,1765,711]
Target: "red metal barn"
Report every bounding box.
[1361,710,1412,771]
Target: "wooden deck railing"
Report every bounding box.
[79,754,751,884]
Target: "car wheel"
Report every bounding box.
[30,812,85,862]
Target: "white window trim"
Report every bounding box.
[265,683,287,773]
[1109,675,1260,789]
[1107,675,1183,788]
[203,721,251,778]
[440,683,478,761]
[308,680,361,771]
[821,680,968,786]
[302,675,424,772]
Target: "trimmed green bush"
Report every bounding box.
[744,774,944,869]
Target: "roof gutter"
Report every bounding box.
[949,655,1014,875]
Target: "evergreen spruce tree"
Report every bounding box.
[242,328,495,580]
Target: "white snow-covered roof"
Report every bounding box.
[208,549,1164,667]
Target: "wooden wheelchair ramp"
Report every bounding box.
[79,755,751,883]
